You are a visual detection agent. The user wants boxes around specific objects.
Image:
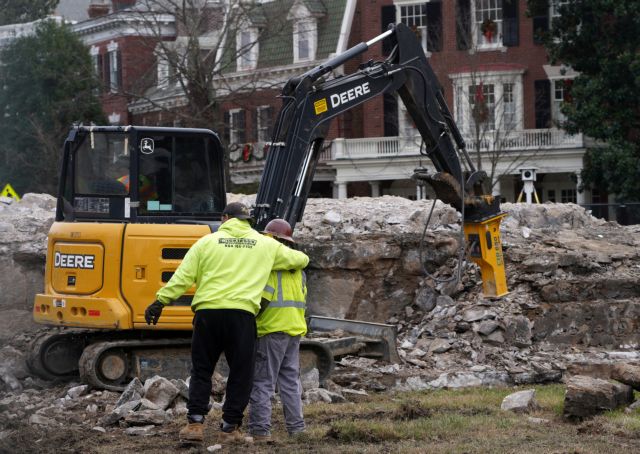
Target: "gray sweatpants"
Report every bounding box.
[248,332,305,436]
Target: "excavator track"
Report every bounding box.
[28,329,337,391]
[27,330,90,381]
[79,338,192,391]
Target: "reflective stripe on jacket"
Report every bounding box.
[257,269,307,337]
[156,218,309,315]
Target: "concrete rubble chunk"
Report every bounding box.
[462,309,496,323]
[124,409,167,426]
[115,377,144,407]
[207,445,223,452]
[171,378,190,400]
[28,414,55,426]
[428,339,452,354]
[304,388,345,404]
[125,425,155,436]
[0,367,23,393]
[92,426,106,433]
[563,375,634,419]
[501,389,538,413]
[322,210,341,225]
[611,363,640,390]
[139,398,161,411]
[100,399,141,426]
[143,375,180,410]
[66,384,89,399]
[301,368,320,391]
[475,320,500,336]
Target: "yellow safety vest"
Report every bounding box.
[257,269,307,337]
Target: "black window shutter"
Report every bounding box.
[251,108,258,142]
[96,54,103,93]
[534,80,551,128]
[426,1,443,52]
[383,93,399,137]
[381,5,396,56]
[223,111,230,144]
[531,0,549,45]
[238,110,246,144]
[456,0,471,51]
[503,0,519,47]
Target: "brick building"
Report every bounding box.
[72,0,599,209]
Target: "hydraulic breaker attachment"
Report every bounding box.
[463,213,508,297]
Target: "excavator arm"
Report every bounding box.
[255,23,507,297]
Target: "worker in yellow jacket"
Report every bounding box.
[248,219,308,442]
[144,203,309,445]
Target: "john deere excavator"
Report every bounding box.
[30,23,507,390]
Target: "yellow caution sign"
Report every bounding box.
[1,183,20,201]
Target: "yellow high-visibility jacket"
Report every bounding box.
[257,269,307,337]
[156,218,309,314]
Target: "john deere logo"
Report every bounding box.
[140,138,155,154]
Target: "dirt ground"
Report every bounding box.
[2,385,639,454]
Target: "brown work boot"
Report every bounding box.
[252,433,272,444]
[219,420,253,444]
[179,422,204,444]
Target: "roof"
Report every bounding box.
[221,0,348,73]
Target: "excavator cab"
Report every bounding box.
[57,126,226,222]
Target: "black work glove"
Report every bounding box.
[145,300,164,325]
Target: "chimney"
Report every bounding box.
[88,1,110,18]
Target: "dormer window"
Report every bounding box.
[237,27,259,71]
[293,19,316,62]
[288,0,324,64]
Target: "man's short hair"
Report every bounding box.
[222,202,253,220]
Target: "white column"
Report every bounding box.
[575,173,585,205]
[337,182,348,199]
[370,180,381,197]
[416,184,423,200]
[332,182,339,199]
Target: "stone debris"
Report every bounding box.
[143,376,180,410]
[610,363,640,390]
[66,385,89,399]
[501,389,538,413]
[563,375,634,419]
[207,444,223,452]
[2,195,640,430]
[124,425,155,436]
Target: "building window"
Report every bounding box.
[547,189,556,202]
[552,79,572,125]
[399,3,427,50]
[474,0,503,48]
[561,188,576,203]
[451,70,524,134]
[293,19,316,62]
[237,28,258,71]
[503,83,516,130]
[469,83,496,130]
[256,106,273,142]
[229,109,246,145]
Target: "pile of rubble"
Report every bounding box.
[2,193,640,401]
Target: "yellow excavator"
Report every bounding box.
[30,24,507,390]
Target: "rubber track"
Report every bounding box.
[79,338,191,391]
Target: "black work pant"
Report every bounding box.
[187,308,257,426]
